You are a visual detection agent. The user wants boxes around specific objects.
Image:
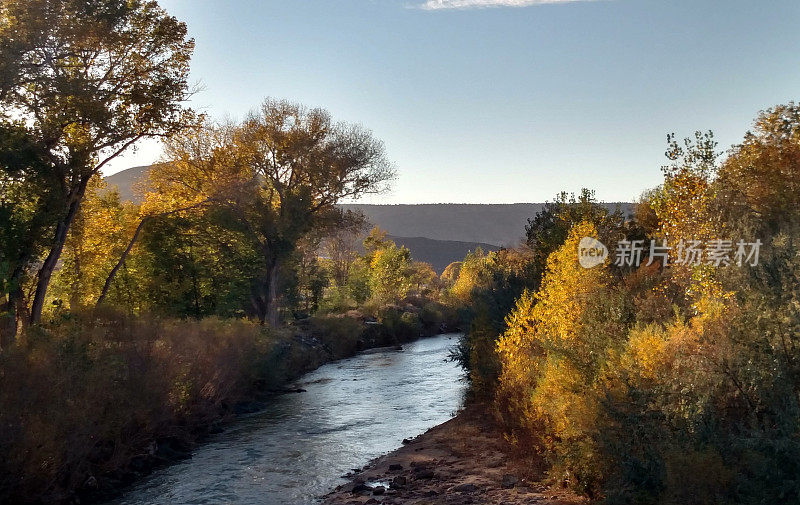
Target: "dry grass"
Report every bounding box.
[0,311,274,504]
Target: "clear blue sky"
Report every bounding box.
[106,0,800,204]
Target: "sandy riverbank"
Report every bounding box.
[321,404,588,505]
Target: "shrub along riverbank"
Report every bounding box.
[0,302,458,505]
[452,105,800,504]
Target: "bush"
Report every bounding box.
[307,314,364,358]
[379,307,421,343]
[418,301,458,335]
[0,312,274,504]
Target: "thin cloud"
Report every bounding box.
[416,0,600,10]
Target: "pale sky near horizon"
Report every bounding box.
[105,0,800,204]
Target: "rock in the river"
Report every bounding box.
[372,485,386,495]
[347,478,371,494]
[351,483,371,494]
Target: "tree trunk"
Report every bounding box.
[0,302,15,350]
[266,262,280,327]
[96,201,209,308]
[1,266,27,347]
[250,259,280,326]
[29,179,88,324]
[96,218,148,307]
[251,291,267,324]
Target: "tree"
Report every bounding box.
[496,221,626,494]
[363,226,392,262]
[322,224,364,288]
[369,242,413,305]
[130,208,260,318]
[408,261,439,297]
[440,261,462,286]
[285,236,330,317]
[0,0,195,327]
[525,189,625,282]
[0,123,58,342]
[716,103,800,236]
[157,100,394,325]
[651,131,720,245]
[49,176,138,311]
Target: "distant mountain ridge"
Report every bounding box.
[104,164,150,202]
[103,165,630,272]
[343,203,542,247]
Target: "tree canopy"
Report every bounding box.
[0,0,194,331]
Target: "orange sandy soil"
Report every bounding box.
[320,404,588,505]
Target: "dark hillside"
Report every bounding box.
[104,165,630,268]
[388,236,499,273]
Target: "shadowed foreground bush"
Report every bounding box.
[0,312,277,504]
[0,306,450,504]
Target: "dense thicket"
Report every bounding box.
[456,103,800,504]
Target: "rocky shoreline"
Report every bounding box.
[321,404,587,505]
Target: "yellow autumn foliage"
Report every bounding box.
[49,176,140,311]
[450,249,488,303]
[496,221,613,489]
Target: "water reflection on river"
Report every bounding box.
[110,333,466,505]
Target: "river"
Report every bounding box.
[109,333,466,505]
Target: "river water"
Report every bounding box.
[109,333,466,505]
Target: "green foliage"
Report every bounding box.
[307,314,365,357]
[0,0,196,325]
[132,211,260,318]
[347,259,372,305]
[315,228,448,324]
[284,238,330,318]
[374,306,422,343]
[0,122,63,340]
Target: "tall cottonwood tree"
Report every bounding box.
[0,0,194,329]
[156,99,394,325]
[716,103,800,236]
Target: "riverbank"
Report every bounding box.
[105,334,466,504]
[78,318,454,504]
[321,403,588,505]
[0,305,458,505]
